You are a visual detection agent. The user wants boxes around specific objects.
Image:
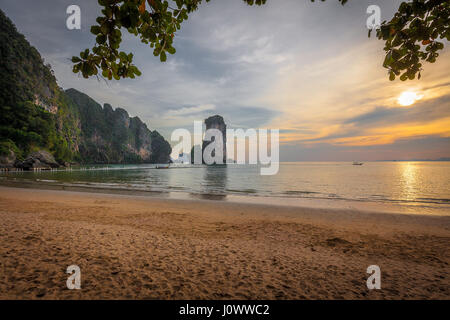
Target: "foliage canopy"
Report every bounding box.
[73,0,450,82]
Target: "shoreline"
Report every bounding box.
[0,186,449,299]
[1,179,449,216]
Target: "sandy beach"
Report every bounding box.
[0,185,448,299]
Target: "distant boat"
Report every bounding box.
[156,164,170,169]
[352,162,364,166]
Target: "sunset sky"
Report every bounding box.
[2,0,449,161]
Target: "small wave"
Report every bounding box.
[365,196,450,206]
[327,193,342,199]
[416,197,450,203]
[167,186,185,190]
[226,188,258,194]
[284,190,319,195]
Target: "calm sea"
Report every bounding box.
[1,162,449,215]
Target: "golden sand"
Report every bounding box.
[0,186,448,299]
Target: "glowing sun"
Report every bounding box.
[397,91,423,106]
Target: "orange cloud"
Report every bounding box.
[325,117,450,146]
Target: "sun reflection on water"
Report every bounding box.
[399,162,419,201]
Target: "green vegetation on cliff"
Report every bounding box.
[0,9,171,167]
[0,9,78,163]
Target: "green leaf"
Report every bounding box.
[91,25,101,35]
[167,46,176,54]
[389,71,395,81]
[96,34,107,44]
[160,51,167,62]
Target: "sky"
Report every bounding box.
[1,0,449,161]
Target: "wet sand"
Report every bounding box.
[0,186,449,299]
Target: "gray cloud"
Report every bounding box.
[2,0,449,160]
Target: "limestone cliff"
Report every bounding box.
[65,89,171,164]
[202,115,227,164]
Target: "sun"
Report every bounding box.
[397,91,423,106]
